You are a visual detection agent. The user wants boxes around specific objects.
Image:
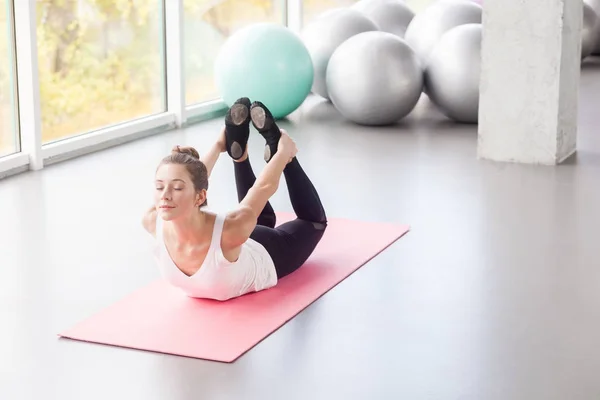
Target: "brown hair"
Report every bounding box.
[159,145,208,207]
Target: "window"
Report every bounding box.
[404,0,439,13]
[36,0,167,145]
[302,0,359,26]
[0,0,19,158]
[184,0,286,106]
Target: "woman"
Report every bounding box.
[142,98,328,301]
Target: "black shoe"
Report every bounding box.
[224,97,251,160]
[250,101,281,162]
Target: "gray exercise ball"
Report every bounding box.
[351,0,415,38]
[301,8,378,100]
[424,23,481,123]
[404,0,482,66]
[584,0,600,55]
[326,31,423,126]
[582,2,599,59]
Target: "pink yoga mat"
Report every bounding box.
[59,214,409,362]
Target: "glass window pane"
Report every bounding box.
[0,0,19,158]
[302,0,358,26]
[404,0,438,13]
[36,0,167,145]
[301,1,443,27]
[184,0,286,106]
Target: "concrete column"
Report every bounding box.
[477,0,583,165]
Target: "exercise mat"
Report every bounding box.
[59,213,409,362]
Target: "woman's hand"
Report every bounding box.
[216,126,227,153]
[277,129,298,162]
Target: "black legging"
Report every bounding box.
[233,157,327,279]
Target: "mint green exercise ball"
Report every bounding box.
[214,23,314,120]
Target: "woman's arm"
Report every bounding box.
[199,127,226,178]
[200,142,222,178]
[221,132,297,250]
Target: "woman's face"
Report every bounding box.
[154,163,204,221]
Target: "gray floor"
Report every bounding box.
[2,58,600,400]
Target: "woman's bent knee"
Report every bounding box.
[311,221,327,231]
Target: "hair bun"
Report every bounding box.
[171,145,200,160]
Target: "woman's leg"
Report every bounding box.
[247,101,328,279]
[282,157,327,225]
[250,219,325,279]
[225,98,276,228]
[250,101,327,226]
[257,161,327,278]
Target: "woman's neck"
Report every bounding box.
[169,210,209,246]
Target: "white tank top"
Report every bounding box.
[153,212,278,301]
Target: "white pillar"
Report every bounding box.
[477,0,583,165]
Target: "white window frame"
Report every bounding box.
[286,0,303,33]
[0,0,310,179]
[0,0,40,177]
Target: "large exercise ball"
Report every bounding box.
[326,31,423,125]
[351,0,415,38]
[424,23,482,123]
[301,8,378,99]
[582,2,599,59]
[584,0,600,55]
[404,0,482,66]
[214,23,313,119]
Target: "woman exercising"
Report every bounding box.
[142,98,328,301]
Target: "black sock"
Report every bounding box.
[224,97,251,160]
[250,101,281,162]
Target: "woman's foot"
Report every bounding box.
[250,101,281,162]
[224,97,251,160]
